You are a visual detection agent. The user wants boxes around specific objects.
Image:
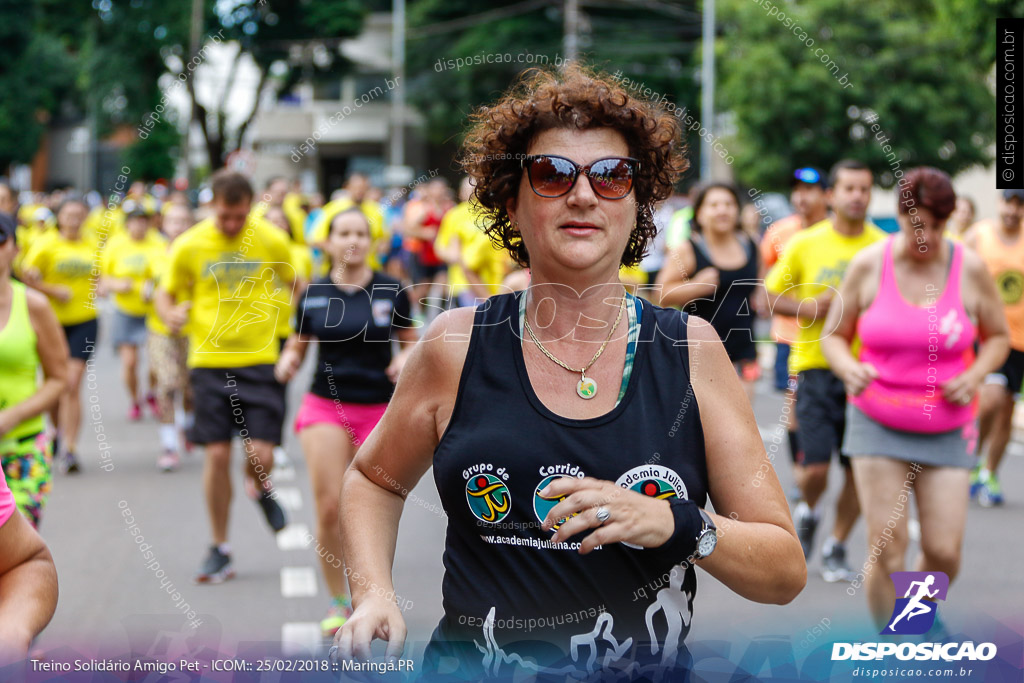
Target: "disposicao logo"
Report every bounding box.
[882,571,948,635]
[831,571,997,662]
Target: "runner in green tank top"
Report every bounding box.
[0,213,68,527]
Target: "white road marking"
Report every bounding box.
[276,487,303,510]
[277,524,312,551]
[281,622,322,656]
[281,567,318,598]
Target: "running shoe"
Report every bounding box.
[320,596,353,637]
[129,404,142,421]
[157,450,180,472]
[978,473,1004,507]
[146,393,159,417]
[273,445,291,468]
[61,451,81,474]
[787,484,802,503]
[821,543,855,583]
[969,463,983,499]
[257,490,287,532]
[794,504,818,559]
[195,546,234,584]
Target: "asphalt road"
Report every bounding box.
[27,305,1024,674]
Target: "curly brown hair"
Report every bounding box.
[458,62,688,268]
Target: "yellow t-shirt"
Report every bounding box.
[21,233,100,325]
[282,193,309,244]
[14,223,56,276]
[101,231,166,317]
[435,201,509,298]
[765,219,885,374]
[434,202,474,296]
[310,198,386,273]
[162,217,295,368]
[82,205,125,245]
[145,256,174,336]
[276,242,313,339]
[250,198,307,245]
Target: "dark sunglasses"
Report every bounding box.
[522,154,639,200]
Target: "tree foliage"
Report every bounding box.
[25,0,367,177]
[404,0,701,175]
[0,0,76,170]
[717,0,997,191]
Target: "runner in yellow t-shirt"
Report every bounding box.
[100,201,165,422]
[765,160,885,583]
[156,171,294,582]
[434,178,507,307]
[145,202,196,472]
[965,189,1024,506]
[309,174,387,273]
[19,199,98,474]
[262,204,312,471]
[250,177,308,245]
[760,167,830,499]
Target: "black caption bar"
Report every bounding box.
[998,18,1023,189]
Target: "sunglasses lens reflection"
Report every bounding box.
[528,156,635,199]
[528,156,577,197]
[589,159,634,199]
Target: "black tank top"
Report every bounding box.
[425,290,708,679]
[686,233,758,362]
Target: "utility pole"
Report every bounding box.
[185,0,203,184]
[390,0,406,169]
[700,0,715,182]
[564,0,579,63]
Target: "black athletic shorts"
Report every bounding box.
[795,368,851,468]
[986,348,1024,398]
[187,365,286,446]
[62,318,98,361]
[409,252,446,283]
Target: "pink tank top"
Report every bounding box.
[851,238,976,433]
[0,468,15,527]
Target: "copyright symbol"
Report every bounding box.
[1003,168,1015,183]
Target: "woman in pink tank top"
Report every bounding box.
[821,168,1010,631]
[0,466,58,660]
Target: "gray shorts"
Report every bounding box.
[111,309,148,348]
[843,403,975,469]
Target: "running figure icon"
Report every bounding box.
[882,571,949,635]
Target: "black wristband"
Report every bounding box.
[645,497,703,565]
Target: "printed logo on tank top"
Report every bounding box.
[938,310,964,349]
[463,464,511,524]
[996,270,1024,305]
[371,299,394,326]
[616,464,688,549]
[533,464,586,532]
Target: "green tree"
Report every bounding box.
[717,0,996,191]
[189,0,367,167]
[34,0,367,175]
[939,0,1024,69]
[405,0,701,172]
[0,0,76,171]
[121,116,178,181]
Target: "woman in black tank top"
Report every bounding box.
[332,64,805,680]
[656,183,765,402]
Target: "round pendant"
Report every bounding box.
[576,376,597,399]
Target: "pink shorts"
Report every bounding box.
[293,393,388,446]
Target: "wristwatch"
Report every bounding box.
[693,508,718,559]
